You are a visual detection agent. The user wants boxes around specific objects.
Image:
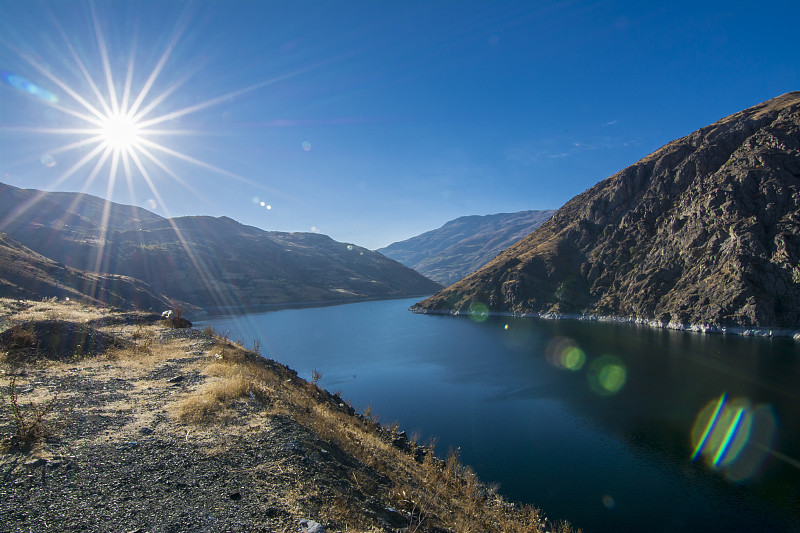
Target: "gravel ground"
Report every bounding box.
[0,321,413,533]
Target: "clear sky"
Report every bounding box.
[1,1,798,250]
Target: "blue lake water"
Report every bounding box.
[200,297,800,532]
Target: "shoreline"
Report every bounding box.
[192,293,435,320]
[410,305,800,339]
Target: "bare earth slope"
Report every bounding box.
[378,210,555,285]
[414,92,800,332]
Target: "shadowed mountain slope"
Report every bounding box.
[378,210,555,285]
[0,183,442,312]
[0,232,174,310]
[414,92,800,331]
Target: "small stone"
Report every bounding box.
[167,375,185,384]
[392,432,410,452]
[24,458,48,469]
[139,427,154,435]
[299,518,325,533]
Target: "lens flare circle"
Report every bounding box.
[587,355,627,395]
[690,394,778,482]
[468,301,489,322]
[545,337,586,371]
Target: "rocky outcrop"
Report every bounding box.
[378,210,555,285]
[413,92,800,332]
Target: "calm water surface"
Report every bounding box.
[202,298,800,532]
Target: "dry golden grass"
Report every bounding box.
[0,297,107,325]
[173,341,278,424]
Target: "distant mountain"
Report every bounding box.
[377,210,555,285]
[414,92,800,332]
[0,232,174,310]
[0,183,442,311]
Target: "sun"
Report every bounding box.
[0,0,313,237]
[98,111,142,153]
[0,4,270,200]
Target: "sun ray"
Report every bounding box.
[90,4,120,115]
[128,149,240,309]
[50,142,112,191]
[134,143,199,193]
[80,147,114,196]
[134,63,322,129]
[1,126,105,136]
[126,12,191,120]
[48,10,113,117]
[129,69,198,124]
[46,135,108,156]
[120,31,138,114]
[2,39,107,122]
[1,1,310,272]
[121,145,138,206]
[135,137,259,186]
[86,150,121,293]
[0,142,110,235]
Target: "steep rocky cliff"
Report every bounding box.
[378,210,555,285]
[414,92,800,331]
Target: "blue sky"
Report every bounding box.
[1,0,798,249]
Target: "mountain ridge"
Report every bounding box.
[0,183,441,312]
[413,92,800,334]
[378,209,555,285]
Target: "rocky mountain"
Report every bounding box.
[377,210,555,285]
[0,232,174,310]
[413,92,800,332]
[0,183,442,311]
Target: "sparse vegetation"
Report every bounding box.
[8,324,35,349]
[175,345,273,424]
[130,324,154,354]
[1,374,66,450]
